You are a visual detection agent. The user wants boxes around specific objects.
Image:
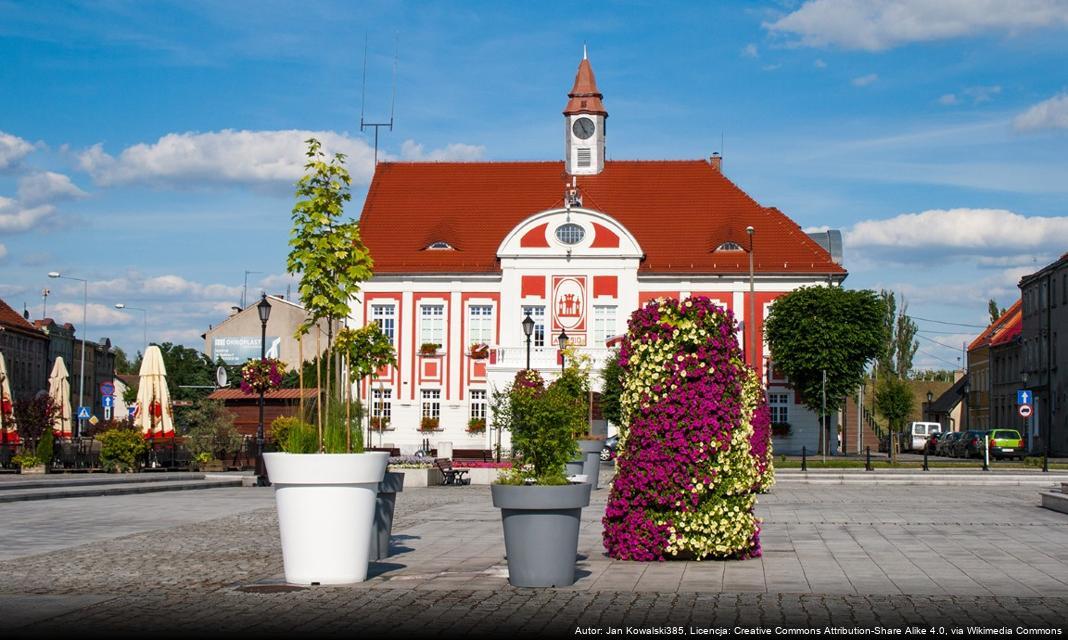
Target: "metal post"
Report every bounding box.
[746,226,757,370]
[256,310,267,486]
[983,433,990,471]
[78,279,86,438]
[801,446,807,472]
[923,441,929,471]
[526,334,531,371]
[821,368,827,460]
[865,446,872,471]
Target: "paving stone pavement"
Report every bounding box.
[1,468,1067,637]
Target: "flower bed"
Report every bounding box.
[602,296,774,562]
[452,461,511,469]
[387,455,433,469]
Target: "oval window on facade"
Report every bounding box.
[555,223,585,245]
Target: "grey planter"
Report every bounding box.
[369,471,405,561]
[491,482,592,587]
[565,460,584,476]
[578,440,604,489]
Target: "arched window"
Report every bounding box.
[426,241,454,250]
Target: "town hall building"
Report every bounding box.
[354,53,847,455]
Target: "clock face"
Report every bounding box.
[572,117,596,140]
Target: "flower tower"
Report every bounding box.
[602,296,774,561]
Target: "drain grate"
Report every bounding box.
[236,584,308,594]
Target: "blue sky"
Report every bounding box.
[2,0,1068,370]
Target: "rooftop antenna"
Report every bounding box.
[361,32,398,165]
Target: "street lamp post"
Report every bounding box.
[114,304,148,352]
[256,294,272,486]
[522,312,534,371]
[925,390,934,422]
[48,272,87,438]
[746,226,757,373]
[558,330,569,372]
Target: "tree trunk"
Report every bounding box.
[316,329,322,451]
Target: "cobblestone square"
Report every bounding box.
[2,471,1068,637]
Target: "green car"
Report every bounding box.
[987,429,1026,460]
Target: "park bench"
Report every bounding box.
[434,458,470,486]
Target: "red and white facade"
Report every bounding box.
[353,54,847,454]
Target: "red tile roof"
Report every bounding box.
[564,58,606,116]
[0,297,44,337]
[969,299,1022,351]
[359,160,846,276]
[208,388,320,401]
[989,302,1023,347]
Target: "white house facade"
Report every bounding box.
[350,53,847,455]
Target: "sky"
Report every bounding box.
[2,0,1068,371]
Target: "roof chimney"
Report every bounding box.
[709,152,722,172]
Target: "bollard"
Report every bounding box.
[801,446,807,472]
[923,442,929,472]
[983,434,990,472]
[1044,452,1049,473]
[865,446,872,472]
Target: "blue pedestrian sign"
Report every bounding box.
[128,406,137,418]
[102,396,114,408]
[76,406,91,420]
[1017,390,1032,405]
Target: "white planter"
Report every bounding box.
[389,467,444,487]
[263,452,389,585]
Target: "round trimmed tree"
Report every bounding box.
[603,296,772,561]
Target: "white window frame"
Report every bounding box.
[470,389,487,421]
[768,393,789,424]
[522,305,546,348]
[421,389,441,420]
[372,387,392,423]
[371,304,396,343]
[593,305,617,346]
[468,305,494,345]
[420,304,445,348]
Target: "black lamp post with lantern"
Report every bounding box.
[256,294,272,486]
[558,330,569,372]
[522,312,534,371]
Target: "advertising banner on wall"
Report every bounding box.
[211,336,280,364]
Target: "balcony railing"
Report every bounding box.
[489,346,614,372]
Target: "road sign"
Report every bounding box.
[102,395,114,408]
[100,382,115,397]
[104,407,112,421]
[127,406,137,418]
[1019,404,1033,418]
[88,415,99,426]
[76,406,91,420]
[1017,390,1032,405]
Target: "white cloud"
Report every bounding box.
[844,208,1068,258]
[814,58,827,68]
[963,85,1001,103]
[852,73,878,87]
[762,64,782,72]
[17,171,88,206]
[1014,93,1068,131]
[0,196,57,232]
[76,129,487,188]
[52,303,132,327]
[398,140,485,162]
[0,243,7,261]
[766,0,1068,51]
[0,131,34,171]
[742,43,759,58]
[938,93,959,106]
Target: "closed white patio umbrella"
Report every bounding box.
[0,352,17,445]
[134,345,174,438]
[48,357,73,439]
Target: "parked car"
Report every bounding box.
[956,430,987,458]
[936,431,961,457]
[925,430,945,453]
[986,429,1026,461]
[600,434,620,461]
[909,422,942,452]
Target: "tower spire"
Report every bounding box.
[583,43,587,60]
[563,52,606,116]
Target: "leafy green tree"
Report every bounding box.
[875,375,915,463]
[988,299,1007,324]
[334,322,396,451]
[286,138,374,450]
[764,286,887,451]
[126,343,214,402]
[181,399,242,460]
[13,395,57,453]
[877,290,918,378]
[600,349,624,427]
[113,347,135,375]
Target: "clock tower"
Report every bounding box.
[564,47,607,176]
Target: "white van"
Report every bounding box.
[909,422,942,452]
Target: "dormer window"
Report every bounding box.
[427,241,454,250]
[715,241,744,252]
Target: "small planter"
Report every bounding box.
[578,439,603,489]
[263,451,389,585]
[370,471,405,561]
[491,482,592,587]
[19,464,46,475]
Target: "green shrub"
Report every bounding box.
[99,428,148,472]
[184,400,242,460]
[36,429,54,466]
[13,453,42,469]
[281,400,364,454]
